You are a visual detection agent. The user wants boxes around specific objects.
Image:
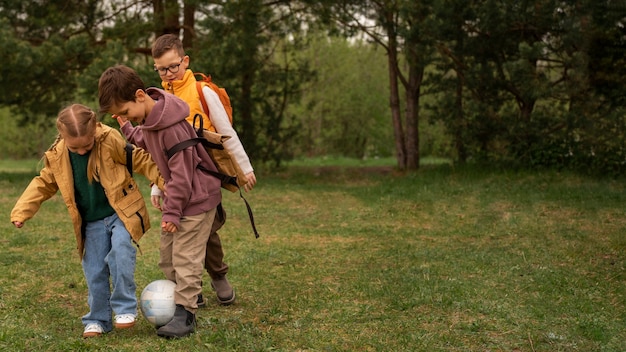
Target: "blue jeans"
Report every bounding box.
[81,213,137,331]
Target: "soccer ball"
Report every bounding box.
[140,279,176,327]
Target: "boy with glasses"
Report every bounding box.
[149,34,257,307]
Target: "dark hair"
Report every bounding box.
[98,65,145,113]
[152,34,185,59]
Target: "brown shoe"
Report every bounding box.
[211,276,235,305]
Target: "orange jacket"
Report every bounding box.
[162,69,216,132]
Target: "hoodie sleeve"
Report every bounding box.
[132,147,165,191]
[120,123,147,150]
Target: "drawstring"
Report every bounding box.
[133,239,143,256]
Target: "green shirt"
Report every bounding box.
[69,150,115,222]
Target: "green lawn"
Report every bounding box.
[1,160,625,351]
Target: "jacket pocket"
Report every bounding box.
[117,187,150,233]
[117,188,145,218]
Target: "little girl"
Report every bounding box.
[10,104,165,338]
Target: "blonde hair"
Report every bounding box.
[51,104,98,182]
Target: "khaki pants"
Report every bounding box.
[159,208,216,314]
[205,203,229,279]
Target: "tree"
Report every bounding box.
[0,0,104,119]
[193,1,314,166]
[309,0,436,170]
[2,0,625,173]
[292,33,391,159]
[0,0,314,165]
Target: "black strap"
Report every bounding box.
[125,143,134,176]
[166,137,233,188]
[197,164,239,188]
[166,138,202,159]
[165,134,259,239]
[166,137,223,160]
[239,188,260,239]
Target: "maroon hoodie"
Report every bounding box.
[120,88,222,228]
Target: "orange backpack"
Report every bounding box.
[195,73,233,124]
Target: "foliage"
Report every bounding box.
[0,108,57,159]
[290,34,392,159]
[427,0,626,175]
[193,1,314,167]
[0,1,625,172]
[308,0,434,170]
[0,1,102,119]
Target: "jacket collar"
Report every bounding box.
[163,69,195,93]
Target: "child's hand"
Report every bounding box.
[150,184,163,211]
[112,114,128,127]
[244,172,257,192]
[161,221,178,233]
[12,221,23,228]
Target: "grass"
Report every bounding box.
[284,155,451,168]
[1,159,626,351]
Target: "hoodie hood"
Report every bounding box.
[142,88,190,131]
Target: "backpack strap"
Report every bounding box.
[239,188,260,238]
[196,81,211,119]
[166,138,222,159]
[198,161,259,239]
[125,143,134,176]
[164,133,259,239]
[166,138,238,189]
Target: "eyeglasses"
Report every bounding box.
[154,58,183,76]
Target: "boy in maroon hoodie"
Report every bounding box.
[97,64,222,338]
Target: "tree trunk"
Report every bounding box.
[453,26,467,164]
[405,62,422,170]
[238,3,260,152]
[163,0,180,35]
[519,99,535,122]
[152,0,180,36]
[182,1,196,49]
[455,73,467,164]
[152,0,164,36]
[384,12,406,170]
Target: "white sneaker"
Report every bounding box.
[114,314,136,329]
[83,323,104,338]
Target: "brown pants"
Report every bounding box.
[159,208,216,313]
[205,203,228,279]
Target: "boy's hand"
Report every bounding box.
[112,114,128,127]
[161,221,178,233]
[244,172,257,192]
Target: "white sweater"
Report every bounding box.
[201,86,254,175]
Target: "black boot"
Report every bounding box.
[157,304,196,338]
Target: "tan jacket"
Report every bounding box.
[10,123,165,259]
